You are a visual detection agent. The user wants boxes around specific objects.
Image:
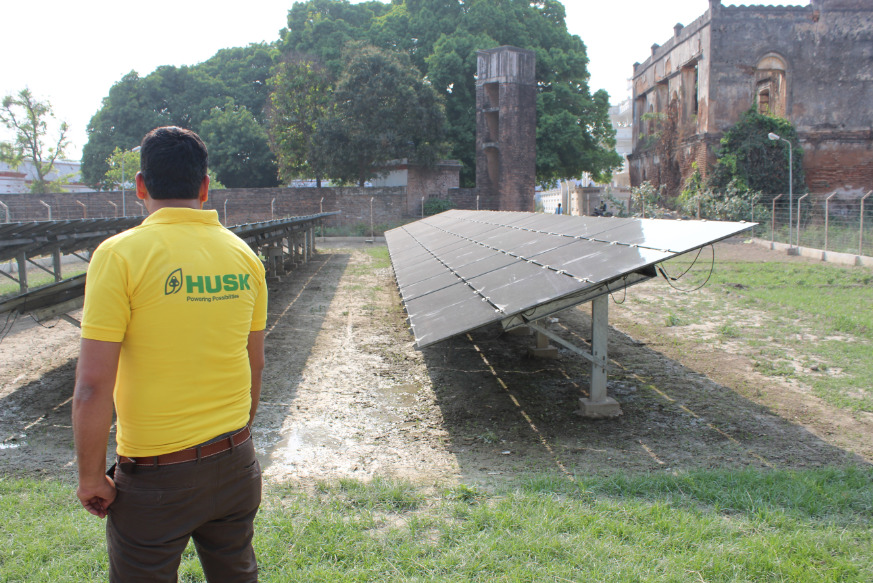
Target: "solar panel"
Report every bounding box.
[386,210,754,348]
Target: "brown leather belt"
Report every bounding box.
[118,426,251,467]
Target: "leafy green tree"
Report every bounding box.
[82,44,280,189]
[0,88,70,194]
[281,0,621,187]
[317,43,447,186]
[708,108,806,196]
[104,147,141,190]
[268,55,335,187]
[200,100,278,188]
[281,0,392,75]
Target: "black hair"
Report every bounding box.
[139,126,208,199]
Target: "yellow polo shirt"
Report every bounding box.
[81,208,268,457]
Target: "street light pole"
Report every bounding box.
[768,132,792,250]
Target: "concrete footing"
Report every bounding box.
[528,345,559,359]
[577,396,622,418]
[528,328,559,358]
[507,325,533,337]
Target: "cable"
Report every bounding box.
[0,311,19,343]
[605,276,628,304]
[656,244,715,293]
[29,313,58,329]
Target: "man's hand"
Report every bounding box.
[77,474,117,518]
[73,338,121,519]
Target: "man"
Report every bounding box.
[555,202,563,215]
[73,126,267,582]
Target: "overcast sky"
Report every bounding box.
[1,0,805,160]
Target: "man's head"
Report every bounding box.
[138,126,208,200]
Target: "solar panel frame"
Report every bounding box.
[386,210,754,348]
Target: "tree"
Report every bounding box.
[268,54,335,187]
[200,100,278,188]
[0,88,70,194]
[317,43,447,186]
[707,108,806,196]
[280,0,621,187]
[82,44,281,189]
[104,147,141,190]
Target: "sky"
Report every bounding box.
[1,0,806,160]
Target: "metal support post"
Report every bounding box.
[17,252,27,293]
[52,247,62,282]
[771,194,783,246]
[796,193,809,248]
[861,191,872,257]
[825,192,837,252]
[579,294,621,417]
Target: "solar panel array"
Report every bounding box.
[386,210,754,347]
[0,217,145,264]
[0,213,338,318]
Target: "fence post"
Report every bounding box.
[825,192,837,252]
[796,193,809,248]
[76,200,87,219]
[861,190,872,256]
[771,194,783,245]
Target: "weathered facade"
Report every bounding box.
[628,0,873,196]
[475,46,537,211]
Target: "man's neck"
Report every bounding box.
[146,198,203,213]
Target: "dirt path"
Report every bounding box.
[0,239,869,486]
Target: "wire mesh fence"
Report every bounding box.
[629,190,873,258]
[744,192,873,257]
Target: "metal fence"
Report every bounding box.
[745,191,873,257]
[641,190,873,258]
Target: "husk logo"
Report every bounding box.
[165,268,183,295]
[185,274,251,294]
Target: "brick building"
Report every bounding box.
[628,0,873,196]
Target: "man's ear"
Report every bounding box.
[199,175,210,205]
[135,172,148,200]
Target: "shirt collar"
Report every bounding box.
[141,207,222,226]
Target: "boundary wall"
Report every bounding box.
[0,186,483,229]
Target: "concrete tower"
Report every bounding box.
[475,46,536,212]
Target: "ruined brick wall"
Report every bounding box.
[709,0,873,194]
[475,47,537,212]
[405,161,463,215]
[631,0,873,196]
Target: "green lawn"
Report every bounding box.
[3,468,872,582]
[654,254,873,411]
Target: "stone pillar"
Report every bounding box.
[475,46,537,212]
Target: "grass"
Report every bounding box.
[653,253,873,412]
[0,269,87,299]
[4,244,873,581]
[3,469,872,582]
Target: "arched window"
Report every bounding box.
[755,54,787,117]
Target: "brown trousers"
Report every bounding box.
[107,437,261,582]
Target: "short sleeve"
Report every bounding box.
[80,245,131,342]
[250,266,268,332]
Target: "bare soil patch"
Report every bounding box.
[0,238,868,486]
